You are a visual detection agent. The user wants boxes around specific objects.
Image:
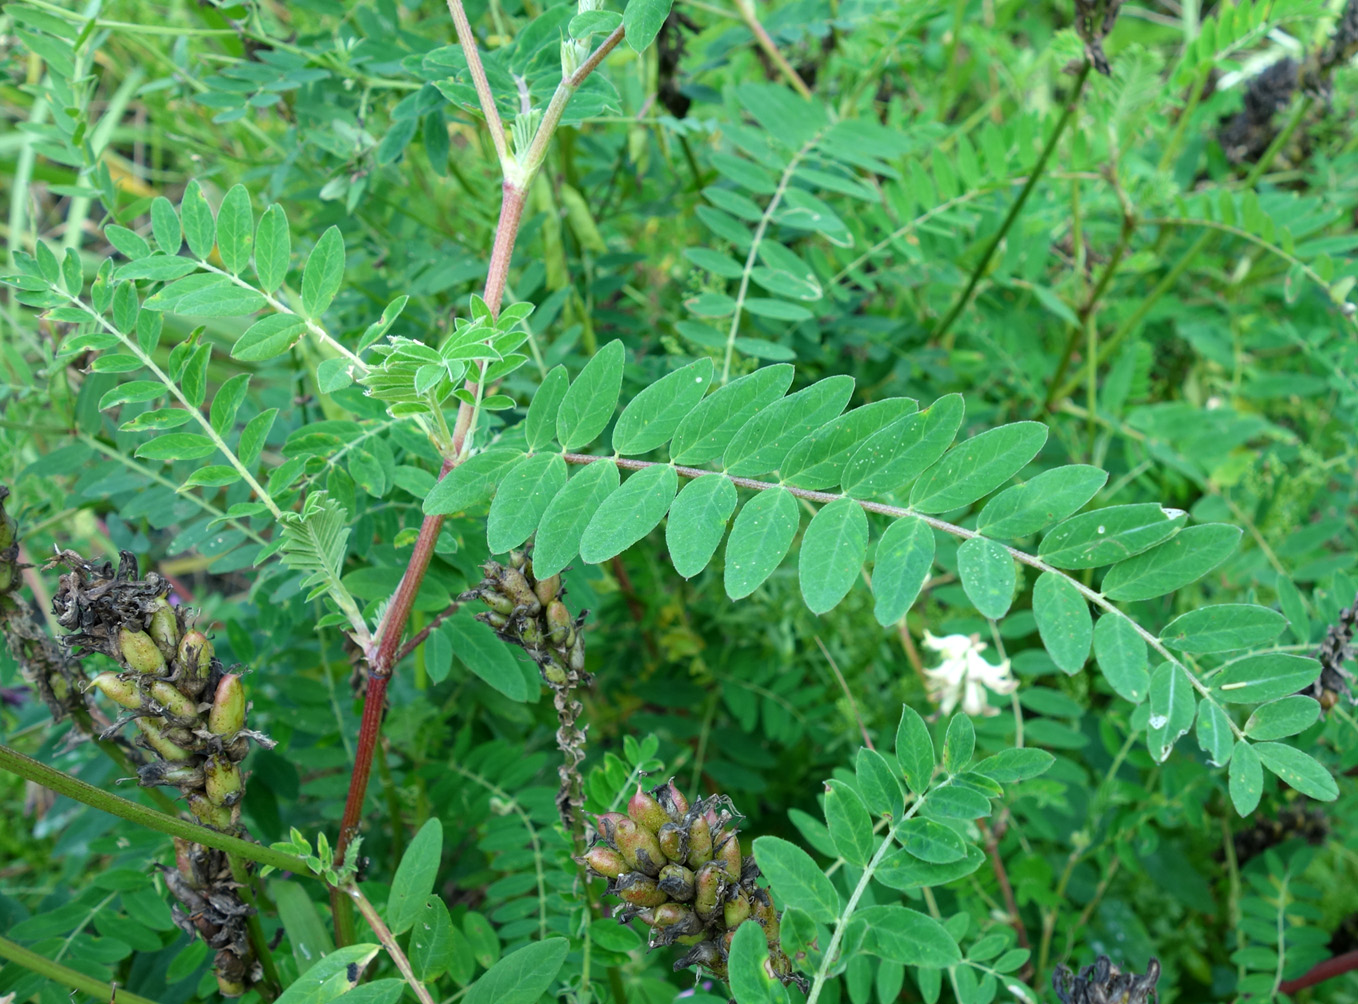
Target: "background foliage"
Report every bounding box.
[1,0,1357,1002]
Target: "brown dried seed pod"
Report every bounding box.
[148,598,181,661]
[119,628,167,675]
[584,844,628,878]
[628,784,670,832]
[657,862,696,901]
[498,567,541,614]
[614,872,668,907]
[207,674,245,737]
[613,818,666,877]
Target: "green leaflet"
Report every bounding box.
[977,464,1107,538]
[909,421,1047,514]
[724,486,799,599]
[1195,698,1234,767]
[798,496,868,614]
[780,397,917,490]
[486,452,567,553]
[463,939,569,1004]
[216,184,254,275]
[1032,571,1091,675]
[386,818,442,936]
[556,340,625,450]
[1244,695,1320,740]
[532,460,620,576]
[751,835,840,924]
[611,357,714,455]
[445,611,537,702]
[1038,503,1186,570]
[578,463,678,563]
[234,315,308,362]
[423,449,524,516]
[723,374,855,477]
[622,0,673,51]
[302,226,345,318]
[150,196,181,255]
[823,779,874,866]
[841,392,964,497]
[894,704,935,795]
[1092,614,1149,703]
[898,818,967,864]
[872,516,934,627]
[666,474,738,579]
[1101,523,1242,601]
[524,365,569,452]
[1213,653,1320,704]
[1146,662,1196,763]
[1253,742,1338,801]
[670,363,793,464]
[956,536,1015,620]
[941,713,974,772]
[254,204,290,294]
[180,179,216,260]
[1160,604,1287,653]
[1228,741,1263,815]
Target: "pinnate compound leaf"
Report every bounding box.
[670,364,793,464]
[1213,654,1320,704]
[1146,662,1196,762]
[424,449,524,515]
[723,374,855,477]
[622,0,673,52]
[1032,571,1091,675]
[254,204,291,294]
[977,464,1107,539]
[1101,523,1242,601]
[894,704,934,794]
[387,818,442,936]
[841,393,964,497]
[302,226,345,318]
[957,536,1015,620]
[578,463,677,563]
[1244,696,1320,740]
[181,180,216,260]
[524,365,569,452]
[665,474,736,579]
[486,453,567,553]
[1228,740,1262,815]
[557,340,625,450]
[1253,742,1338,800]
[1196,698,1234,767]
[1093,614,1149,703]
[798,497,868,614]
[1038,504,1185,570]
[872,516,934,627]
[724,487,799,600]
[611,357,713,455]
[216,184,254,275]
[857,905,961,967]
[752,836,840,923]
[824,780,874,867]
[781,398,917,490]
[533,460,620,577]
[463,938,569,1004]
[910,421,1047,513]
[1160,604,1287,653]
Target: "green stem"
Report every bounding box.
[346,885,437,1004]
[0,744,313,874]
[934,62,1093,349]
[0,935,164,1004]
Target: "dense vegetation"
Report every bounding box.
[1,0,1356,1003]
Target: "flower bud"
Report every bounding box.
[657,821,688,863]
[628,784,670,832]
[693,860,726,923]
[176,630,214,698]
[119,628,166,675]
[724,887,753,929]
[150,679,200,723]
[657,862,696,901]
[148,598,181,661]
[205,755,243,808]
[90,671,145,711]
[136,718,195,762]
[584,844,627,878]
[614,871,667,907]
[207,674,245,737]
[685,812,712,869]
[535,573,562,607]
[613,817,665,877]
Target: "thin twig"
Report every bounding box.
[815,635,873,749]
[445,0,508,165]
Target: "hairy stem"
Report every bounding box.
[347,885,437,1004]
[733,0,812,98]
[0,934,164,1004]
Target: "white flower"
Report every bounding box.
[920,631,1017,717]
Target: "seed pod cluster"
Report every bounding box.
[585,779,805,989]
[1302,589,1356,713]
[47,549,271,996]
[1053,955,1161,1004]
[462,549,592,833]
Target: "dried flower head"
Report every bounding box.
[1053,955,1161,1004]
[921,631,1017,717]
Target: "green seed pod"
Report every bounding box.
[187,790,235,830]
[716,831,742,879]
[542,662,568,685]
[205,755,243,808]
[568,637,585,672]
[176,630,214,698]
[0,506,16,552]
[751,888,781,945]
[136,718,195,762]
[724,887,753,929]
[628,784,670,832]
[545,599,573,646]
[649,903,704,945]
[0,562,13,594]
[520,620,543,646]
[614,872,668,907]
[119,628,166,675]
[498,567,541,614]
[150,679,200,722]
[148,598,181,661]
[534,572,562,606]
[657,863,696,901]
[653,778,690,821]
[483,610,510,629]
[484,592,515,616]
[585,844,628,878]
[657,821,689,863]
[90,671,145,711]
[613,818,665,877]
[693,860,726,923]
[150,763,206,789]
[767,947,796,980]
[674,940,723,974]
[595,812,629,844]
[207,674,245,737]
[215,974,246,998]
[685,812,712,869]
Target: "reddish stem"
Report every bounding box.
[1278,951,1358,994]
